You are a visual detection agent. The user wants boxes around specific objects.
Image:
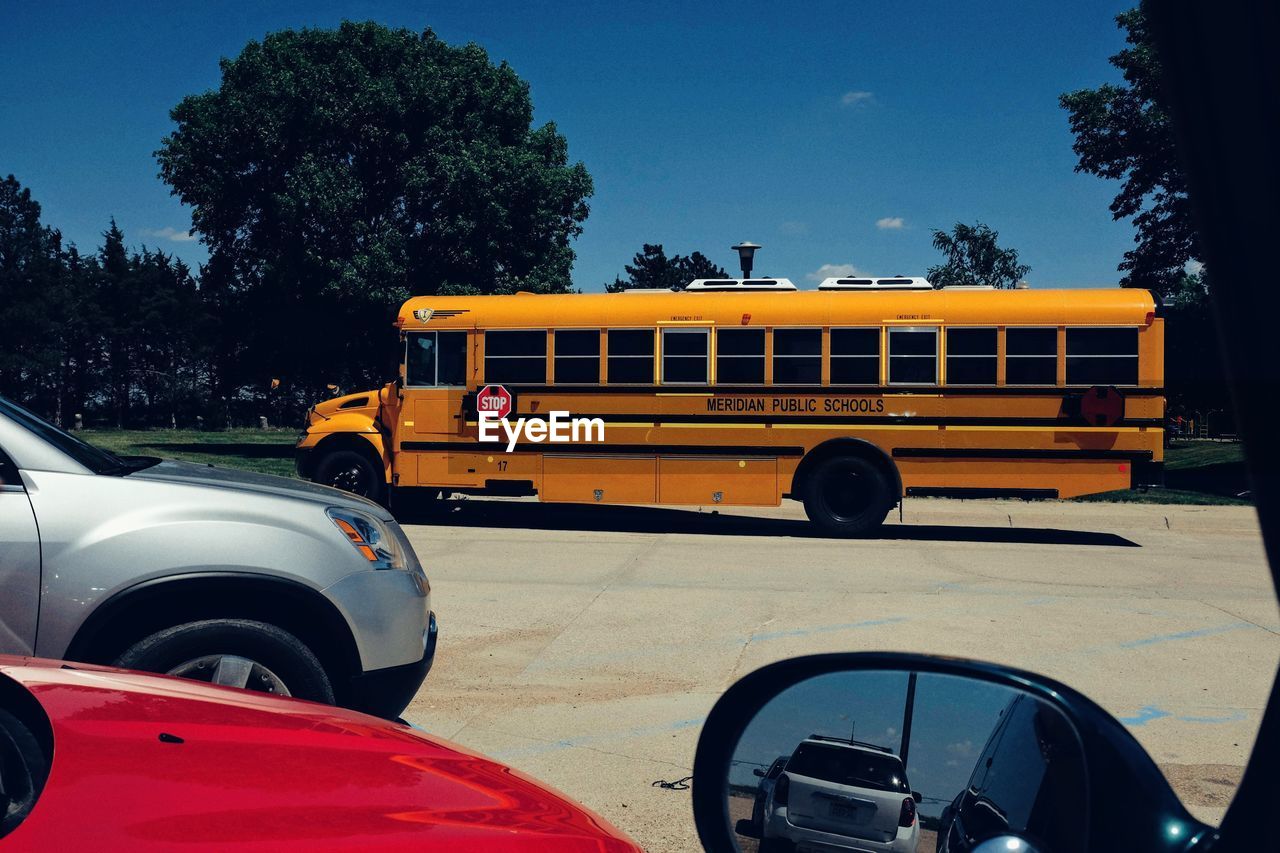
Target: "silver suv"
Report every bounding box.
[762,735,921,853]
[0,396,436,719]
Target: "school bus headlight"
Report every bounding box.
[325,507,405,570]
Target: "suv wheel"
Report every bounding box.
[802,455,894,537]
[114,619,336,704]
[315,449,386,504]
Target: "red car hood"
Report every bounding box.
[1,657,639,852]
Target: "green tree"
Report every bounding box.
[926,223,1030,289]
[96,219,139,427]
[1059,7,1199,295]
[56,245,103,427]
[131,249,212,427]
[606,244,728,292]
[156,22,593,394]
[1061,7,1226,416]
[0,174,64,410]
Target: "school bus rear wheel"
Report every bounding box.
[803,455,893,537]
[314,449,386,505]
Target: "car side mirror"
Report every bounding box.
[691,653,1214,853]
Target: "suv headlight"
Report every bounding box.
[326,507,405,571]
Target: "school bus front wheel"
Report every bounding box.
[314,449,387,505]
[802,455,895,537]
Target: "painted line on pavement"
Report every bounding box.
[1118,622,1255,649]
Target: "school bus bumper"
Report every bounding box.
[1132,459,1165,488]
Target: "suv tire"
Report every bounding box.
[114,619,336,704]
[802,455,894,537]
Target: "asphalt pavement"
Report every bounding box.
[399,497,1278,853]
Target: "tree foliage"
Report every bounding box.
[926,223,1030,289]
[156,22,593,394]
[0,175,63,398]
[606,244,728,292]
[0,176,214,427]
[1059,7,1199,294]
[1060,7,1226,414]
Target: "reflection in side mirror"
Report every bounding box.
[722,669,1087,853]
[695,655,1214,853]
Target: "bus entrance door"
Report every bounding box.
[398,330,472,488]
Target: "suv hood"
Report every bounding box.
[128,460,390,518]
[1,657,639,852]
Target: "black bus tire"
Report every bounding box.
[315,448,387,504]
[802,455,893,537]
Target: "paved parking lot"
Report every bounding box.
[399,497,1279,853]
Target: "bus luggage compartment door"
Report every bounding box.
[542,455,656,504]
[658,456,778,506]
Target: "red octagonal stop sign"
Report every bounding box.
[477,384,513,420]
[1080,385,1125,427]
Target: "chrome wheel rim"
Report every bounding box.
[330,465,370,496]
[167,654,291,696]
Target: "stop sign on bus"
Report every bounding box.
[477,384,513,420]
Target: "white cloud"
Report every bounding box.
[946,739,975,757]
[140,226,197,243]
[876,216,905,230]
[841,90,875,107]
[1185,259,1204,275]
[779,221,808,235]
[807,263,864,281]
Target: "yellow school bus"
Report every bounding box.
[295,278,1164,535]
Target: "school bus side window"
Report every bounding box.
[773,328,822,384]
[661,328,709,384]
[485,330,547,384]
[1065,327,1139,386]
[716,328,765,384]
[1006,328,1058,385]
[830,328,880,385]
[405,331,468,387]
[888,327,938,385]
[946,328,998,385]
[554,330,600,384]
[607,329,655,384]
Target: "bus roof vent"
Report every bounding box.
[685,278,798,291]
[818,276,934,291]
[938,284,998,291]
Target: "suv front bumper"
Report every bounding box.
[347,611,437,719]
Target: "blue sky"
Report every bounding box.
[1,1,1136,291]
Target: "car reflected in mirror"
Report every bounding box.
[727,670,1084,853]
[693,654,1213,853]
